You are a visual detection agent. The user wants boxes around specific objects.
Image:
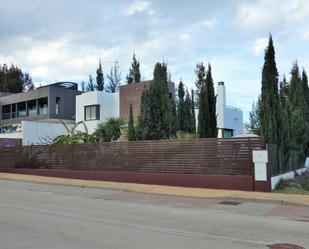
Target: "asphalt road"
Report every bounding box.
[0,179,309,249]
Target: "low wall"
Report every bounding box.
[0,168,254,191]
[0,137,267,191]
[271,166,309,190]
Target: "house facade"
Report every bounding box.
[75,91,119,133]
[119,80,175,122]
[216,81,243,137]
[0,82,80,146]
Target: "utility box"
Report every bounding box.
[253,150,268,163]
[254,162,267,181]
[253,150,268,182]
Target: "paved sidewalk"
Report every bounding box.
[1,172,309,206]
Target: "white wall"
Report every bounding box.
[223,106,243,136]
[271,167,309,190]
[21,121,74,145]
[76,91,119,133]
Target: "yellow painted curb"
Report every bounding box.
[1,173,309,206]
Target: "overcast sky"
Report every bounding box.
[1,0,309,121]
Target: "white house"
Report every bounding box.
[195,81,243,138]
[75,91,119,133]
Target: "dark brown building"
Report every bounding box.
[119,80,175,123]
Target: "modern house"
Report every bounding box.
[0,82,81,146]
[75,91,119,133]
[119,80,175,122]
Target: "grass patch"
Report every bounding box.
[274,171,309,195]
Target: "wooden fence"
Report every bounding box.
[0,137,265,176]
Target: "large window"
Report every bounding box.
[17,102,27,118]
[38,97,48,115]
[2,105,11,120]
[85,105,100,121]
[27,99,37,116]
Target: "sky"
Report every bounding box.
[0,0,309,121]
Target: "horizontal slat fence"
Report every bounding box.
[0,137,265,175]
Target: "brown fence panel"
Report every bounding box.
[0,137,265,176]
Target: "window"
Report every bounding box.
[85,105,100,121]
[17,102,27,118]
[55,97,60,115]
[2,105,11,120]
[27,99,37,116]
[223,129,233,138]
[38,97,48,115]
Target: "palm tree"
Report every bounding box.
[53,120,89,144]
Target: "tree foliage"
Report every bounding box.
[259,35,281,144]
[126,53,141,84]
[86,74,95,92]
[106,61,122,93]
[198,64,217,138]
[138,62,175,140]
[96,60,104,91]
[128,104,135,141]
[0,64,33,93]
[177,80,185,131]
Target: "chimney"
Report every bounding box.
[217,81,226,106]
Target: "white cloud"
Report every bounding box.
[122,0,150,16]
[252,38,268,55]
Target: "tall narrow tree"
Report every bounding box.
[205,64,217,137]
[128,104,135,141]
[259,35,281,144]
[138,62,173,140]
[96,60,104,91]
[177,80,185,131]
[190,89,196,133]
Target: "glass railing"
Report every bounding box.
[17,110,27,118]
[38,107,48,115]
[28,109,38,116]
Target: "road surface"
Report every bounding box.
[0,179,308,249]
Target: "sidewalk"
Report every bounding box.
[1,172,309,206]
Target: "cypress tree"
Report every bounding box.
[198,81,208,138]
[138,62,173,140]
[259,35,281,144]
[289,63,308,160]
[128,104,135,141]
[184,88,192,132]
[190,89,196,133]
[126,53,141,84]
[205,64,217,137]
[96,60,104,91]
[177,80,185,130]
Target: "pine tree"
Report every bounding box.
[259,35,281,144]
[190,89,196,133]
[126,53,141,84]
[128,104,135,141]
[138,62,174,140]
[96,60,104,91]
[177,80,185,130]
[86,74,95,92]
[205,64,217,137]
